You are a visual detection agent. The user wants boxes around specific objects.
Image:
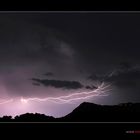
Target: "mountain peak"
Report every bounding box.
[78,102,98,107]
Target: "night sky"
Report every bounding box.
[0,12,140,117]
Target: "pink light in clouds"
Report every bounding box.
[20,82,111,104]
[0,82,111,104]
[0,99,13,105]
[0,82,112,117]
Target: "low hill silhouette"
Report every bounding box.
[14,113,55,122]
[0,113,55,122]
[59,102,140,122]
[1,102,140,122]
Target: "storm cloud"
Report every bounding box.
[0,12,140,117]
[32,78,83,89]
[44,72,54,77]
[106,65,140,89]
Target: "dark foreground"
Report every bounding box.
[1,102,140,122]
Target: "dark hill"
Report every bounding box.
[58,102,140,122]
[14,113,55,122]
[1,102,140,122]
[0,113,55,122]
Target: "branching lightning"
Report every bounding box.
[0,82,112,105]
[20,82,112,104]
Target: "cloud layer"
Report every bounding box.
[32,78,83,89]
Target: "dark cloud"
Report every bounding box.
[31,78,83,89]
[85,85,97,90]
[44,72,54,77]
[87,74,105,82]
[106,67,140,89]
[87,74,99,81]
[87,62,137,83]
[87,62,140,89]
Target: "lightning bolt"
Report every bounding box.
[0,82,112,105]
[20,82,112,104]
[0,99,13,105]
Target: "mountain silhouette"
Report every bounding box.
[59,102,140,122]
[1,102,140,122]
